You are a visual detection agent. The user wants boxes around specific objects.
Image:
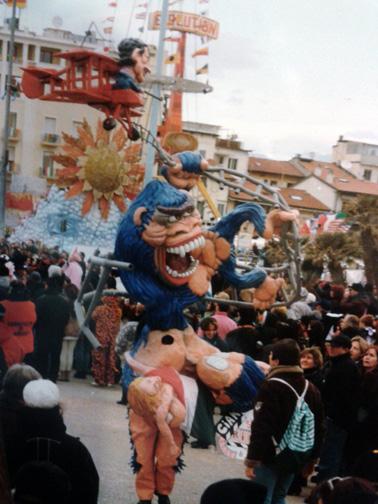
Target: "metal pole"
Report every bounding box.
[144,0,170,186]
[0,0,17,238]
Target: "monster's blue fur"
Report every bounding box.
[160,151,203,180]
[211,203,267,289]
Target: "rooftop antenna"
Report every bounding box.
[81,21,106,47]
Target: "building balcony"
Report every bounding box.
[6,161,20,174]
[41,133,60,146]
[8,127,21,142]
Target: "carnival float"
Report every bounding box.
[16,4,302,502]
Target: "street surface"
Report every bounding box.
[60,378,305,504]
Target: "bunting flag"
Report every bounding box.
[192,47,209,57]
[6,0,27,7]
[323,212,350,233]
[138,2,148,6]
[165,53,181,64]
[108,1,117,6]
[103,26,113,34]
[104,16,115,22]
[196,63,208,75]
[199,0,209,3]
[135,11,146,19]
[200,10,208,15]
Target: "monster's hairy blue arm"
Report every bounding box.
[211,203,268,289]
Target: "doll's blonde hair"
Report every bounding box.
[127,377,162,417]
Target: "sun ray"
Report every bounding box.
[99,196,110,219]
[112,127,127,151]
[65,180,84,199]
[63,144,85,158]
[82,191,95,215]
[113,193,127,213]
[96,118,110,145]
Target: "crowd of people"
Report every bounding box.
[0,239,377,503]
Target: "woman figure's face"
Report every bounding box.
[362,348,378,371]
[139,376,162,396]
[350,341,362,361]
[300,353,315,370]
[203,324,217,339]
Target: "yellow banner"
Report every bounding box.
[149,11,219,39]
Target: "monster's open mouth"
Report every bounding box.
[155,235,205,284]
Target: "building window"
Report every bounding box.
[217,203,225,216]
[41,151,55,178]
[0,40,3,60]
[6,146,15,173]
[40,47,60,64]
[9,112,17,130]
[363,169,372,181]
[199,149,206,159]
[27,45,36,62]
[7,42,23,63]
[44,117,56,134]
[228,158,238,170]
[72,120,83,136]
[216,155,224,165]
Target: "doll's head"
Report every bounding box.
[118,38,150,83]
[128,376,163,416]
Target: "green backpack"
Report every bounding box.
[270,378,315,472]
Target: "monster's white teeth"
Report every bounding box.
[165,259,199,278]
[167,236,205,255]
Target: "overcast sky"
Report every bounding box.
[4,0,378,159]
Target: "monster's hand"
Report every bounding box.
[250,276,285,310]
[263,209,299,239]
[188,230,231,296]
[162,151,208,190]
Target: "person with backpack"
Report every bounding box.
[245,338,324,504]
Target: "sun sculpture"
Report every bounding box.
[54,118,145,219]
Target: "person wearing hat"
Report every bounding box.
[11,379,99,504]
[317,334,361,482]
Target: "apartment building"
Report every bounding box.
[332,136,378,183]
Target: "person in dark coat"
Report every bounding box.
[245,339,324,504]
[0,364,41,482]
[33,275,70,382]
[15,379,99,504]
[317,334,361,482]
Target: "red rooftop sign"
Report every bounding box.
[149,11,219,39]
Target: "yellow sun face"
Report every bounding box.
[54,119,144,219]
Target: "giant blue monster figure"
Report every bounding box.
[114,157,285,330]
